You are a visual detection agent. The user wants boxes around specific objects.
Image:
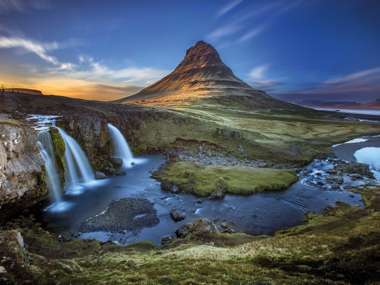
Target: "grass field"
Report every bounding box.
[131,100,380,166]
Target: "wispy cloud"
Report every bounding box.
[297,67,380,96]
[0,0,50,14]
[73,55,167,85]
[207,24,241,41]
[248,64,270,80]
[216,0,243,18]
[247,64,283,91]
[279,67,380,103]
[237,26,266,43]
[209,0,304,46]
[324,67,380,85]
[0,36,73,70]
[0,35,167,91]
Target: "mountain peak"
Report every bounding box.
[186,41,217,56]
[121,40,295,110]
[177,41,224,72]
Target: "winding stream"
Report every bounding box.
[39,134,380,245]
[27,113,380,246]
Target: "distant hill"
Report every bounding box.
[118,41,303,111]
[2,88,43,96]
[297,100,380,110]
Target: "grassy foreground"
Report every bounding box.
[1,187,379,284]
[154,161,298,197]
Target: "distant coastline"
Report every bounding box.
[315,107,380,116]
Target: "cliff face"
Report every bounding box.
[0,115,46,219]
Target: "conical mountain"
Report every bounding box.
[119,41,299,109]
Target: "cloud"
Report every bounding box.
[0,36,73,70]
[0,36,167,90]
[324,67,380,85]
[72,56,167,85]
[301,67,380,95]
[247,64,283,91]
[237,25,266,43]
[210,0,304,46]
[207,24,242,41]
[0,0,50,14]
[248,64,270,80]
[216,0,243,18]
[275,67,380,103]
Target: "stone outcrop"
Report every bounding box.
[0,116,46,220]
[0,230,31,284]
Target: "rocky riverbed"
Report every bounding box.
[80,198,159,233]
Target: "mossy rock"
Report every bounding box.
[49,128,66,186]
[154,161,298,197]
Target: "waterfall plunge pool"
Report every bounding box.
[41,135,379,246]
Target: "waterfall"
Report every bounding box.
[57,128,95,188]
[107,123,136,168]
[38,131,62,203]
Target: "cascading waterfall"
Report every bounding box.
[28,114,101,211]
[57,128,95,189]
[37,131,62,203]
[107,123,136,168]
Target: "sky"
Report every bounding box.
[0,0,379,102]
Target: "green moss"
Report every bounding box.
[154,161,298,197]
[50,128,66,185]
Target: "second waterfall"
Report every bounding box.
[58,128,96,193]
[107,123,143,169]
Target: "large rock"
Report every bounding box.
[80,198,159,233]
[0,118,46,220]
[170,209,186,222]
[175,218,218,239]
[0,230,31,283]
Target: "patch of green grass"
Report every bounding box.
[154,161,298,197]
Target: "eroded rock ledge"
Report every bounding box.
[0,115,47,220]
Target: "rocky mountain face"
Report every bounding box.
[0,115,46,220]
[120,41,297,109]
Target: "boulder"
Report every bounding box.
[175,218,218,239]
[170,209,186,222]
[95,171,107,179]
[218,221,236,233]
[161,181,180,193]
[111,157,123,168]
[0,230,31,283]
[161,235,175,245]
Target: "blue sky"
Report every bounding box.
[0,0,379,101]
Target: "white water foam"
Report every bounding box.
[354,147,380,180]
